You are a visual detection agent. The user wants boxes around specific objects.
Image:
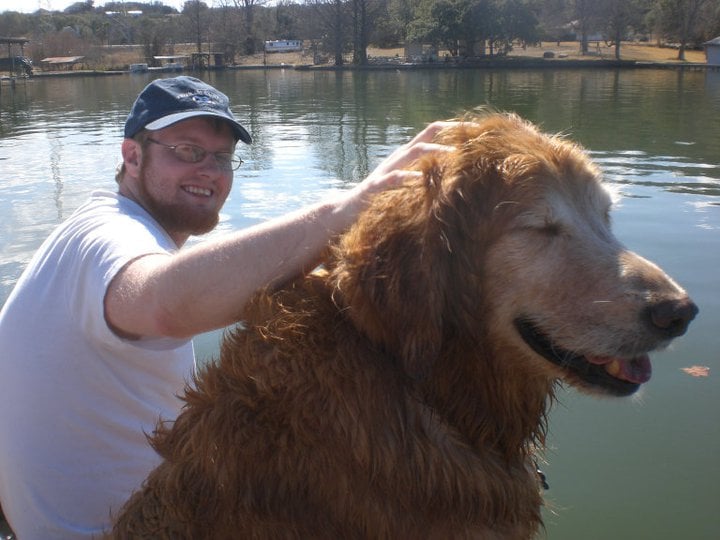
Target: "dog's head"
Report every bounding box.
[331,113,697,397]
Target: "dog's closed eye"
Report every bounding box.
[539,220,563,236]
[516,215,565,237]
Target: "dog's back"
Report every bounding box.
[113,269,543,539]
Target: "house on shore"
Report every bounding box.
[704,37,720,65]
[41,56,85,71]
[264,40,303,53]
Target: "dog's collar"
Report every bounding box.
[534,460,549,490]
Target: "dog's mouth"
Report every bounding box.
[514,318,651,396]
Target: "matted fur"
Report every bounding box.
[113,113,696,539]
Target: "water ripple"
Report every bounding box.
[593,150,720,198]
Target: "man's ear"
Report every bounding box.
[121,138,142,177]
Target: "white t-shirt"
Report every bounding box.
[0,190,196,539]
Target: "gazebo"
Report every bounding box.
[0,36,31,77]
[1,36,29,57]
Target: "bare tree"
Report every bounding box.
[651,0,710,60]
[571,0,601,54]
[211,0,245,63]
[538,0,571,44]
[352,0,368,64]
[599,0,644,60]
[181,0,209,54]
[232,0,268,54]
[306,0,350,66]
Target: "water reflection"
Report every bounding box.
[1,68,718,301]
[594,150,720,201]
[0,68,718,540]
[49,134,64,221]
[1,68,718,305]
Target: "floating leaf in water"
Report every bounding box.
[680,366,710,377]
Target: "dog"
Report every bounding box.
[112,113,697,539]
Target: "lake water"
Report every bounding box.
[1,67,719,539]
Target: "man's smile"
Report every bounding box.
[183,185,213,197]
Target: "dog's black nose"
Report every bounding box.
[648,298,699,338]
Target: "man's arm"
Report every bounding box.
[104,121,456,339]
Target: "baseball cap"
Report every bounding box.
[124,76,252,144]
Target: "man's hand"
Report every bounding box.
[359,121,459,197]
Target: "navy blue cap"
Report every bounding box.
[124,76,251,144]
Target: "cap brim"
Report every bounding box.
[145,111,252,144]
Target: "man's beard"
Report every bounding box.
[137,165,220,240]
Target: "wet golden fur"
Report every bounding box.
[113,113,695,539]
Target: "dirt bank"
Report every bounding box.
[28,41,708,75]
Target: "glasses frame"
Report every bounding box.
[145,137,244,171]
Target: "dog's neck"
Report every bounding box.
[419,339,555,462]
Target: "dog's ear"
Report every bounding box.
[331,174,450,380]
[331,118,513,380]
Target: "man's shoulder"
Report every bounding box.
[77,190,139,218]
[72,191,166,239]
[47,191,175,260]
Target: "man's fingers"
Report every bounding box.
[400,141,455,162]
[359,120,472,199]
[406,120,458,145]
[374,141,455,176]
[362,169,420,193]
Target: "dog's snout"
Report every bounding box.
[648,297,698,338]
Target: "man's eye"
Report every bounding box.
[215,153,232,164]
[176,145,205,163]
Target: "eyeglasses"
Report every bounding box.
[146,138,244,171]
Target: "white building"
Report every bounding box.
[264,40,303,53]
[704,37,720,66]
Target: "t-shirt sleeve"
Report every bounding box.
[68,210,190,352]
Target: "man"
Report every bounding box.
[0,76,452,538]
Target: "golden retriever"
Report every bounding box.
[113,113,697,539]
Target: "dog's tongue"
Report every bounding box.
[586,354,652,384]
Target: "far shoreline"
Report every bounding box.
[22,57,716,79]
[6,41,716,79]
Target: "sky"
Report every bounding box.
[0,0,188,14]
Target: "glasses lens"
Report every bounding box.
[213,153,235,171]
[230,156,244,170]
[174,144,206,164]
[214,154,243,171]
[150,139,242,171]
